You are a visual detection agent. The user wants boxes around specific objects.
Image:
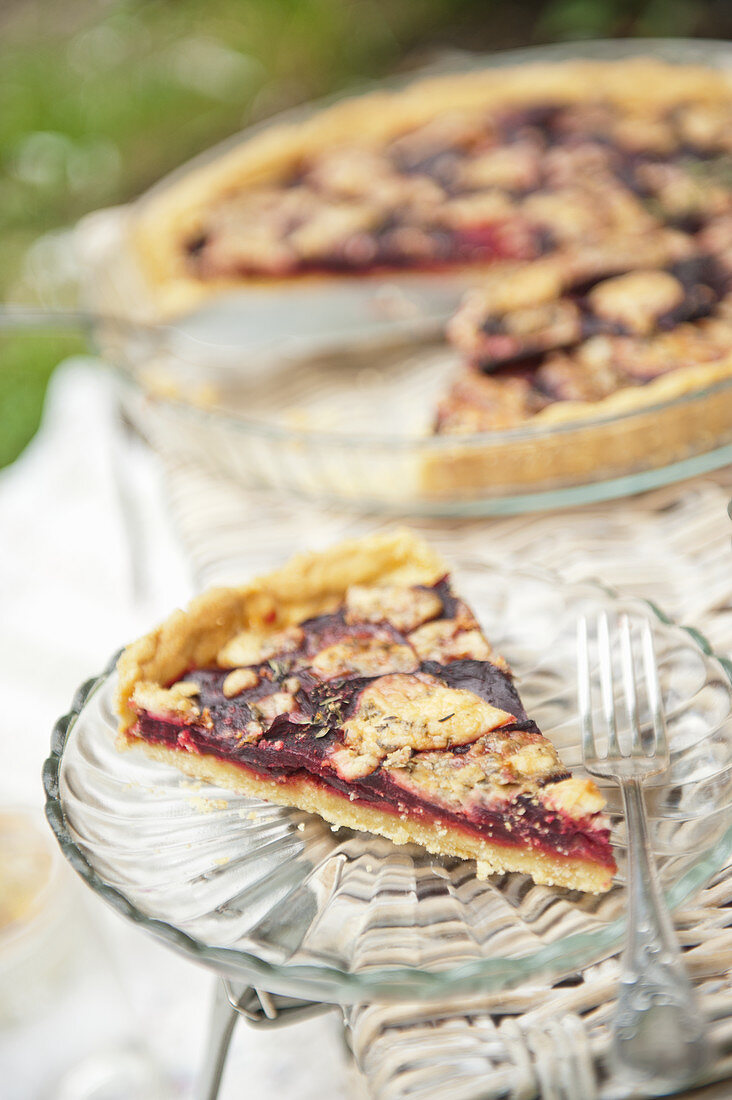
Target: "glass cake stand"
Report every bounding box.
[43,565,732,1098]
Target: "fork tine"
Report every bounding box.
[619,614,642,757]
[577,616,596,760]
[598,612,623,758]
[641,618,668,759]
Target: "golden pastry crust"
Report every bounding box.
[129,58,732,318]
[116,528,445,732]
[421,359,732,497]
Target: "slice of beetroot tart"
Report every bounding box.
[116,530,615,893]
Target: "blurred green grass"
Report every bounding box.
[0,0,726,467]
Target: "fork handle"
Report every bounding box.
[611,778,709,1092]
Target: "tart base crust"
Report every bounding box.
[421,359,732,497]
[119,733,612,894]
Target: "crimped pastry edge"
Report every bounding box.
[422,360,732,496]
[115,528,446,732]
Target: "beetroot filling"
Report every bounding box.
[134,708,612,868]
[130,605,613,871]
[189,220,547,280]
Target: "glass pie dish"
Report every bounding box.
[68,36,732,516]
[43,563,732,1004]
[110,341,732,517]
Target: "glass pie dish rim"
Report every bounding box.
[41,565,732,1003]
[115,361,732,453]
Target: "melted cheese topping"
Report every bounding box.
[310,637,418,681]
[131,680,201,722]
[408,619,500,665]
[344,584,443,632]
[394,751,502,806]
[588,269,684,335]
[250,691,298,725]
[217,626,303,669]
[541,776,606,819]
[387,728,567,811]
[222,668,260,698]
[344,673,514,753]
[330,672,516,780]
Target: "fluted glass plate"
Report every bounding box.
[44,565,732,1003]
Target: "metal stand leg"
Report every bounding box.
[195,979,240,1100]
[196,977,332,1100]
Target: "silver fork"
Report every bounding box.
[578,612,709,1095]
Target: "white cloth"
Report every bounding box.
[0,360,191,804]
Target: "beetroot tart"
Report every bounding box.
[116,531,615,893]
[123,57,732,501]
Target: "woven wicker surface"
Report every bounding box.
[160,457,732,1100]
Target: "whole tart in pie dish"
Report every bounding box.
[116,530,615,893]
[116,54,732,505]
